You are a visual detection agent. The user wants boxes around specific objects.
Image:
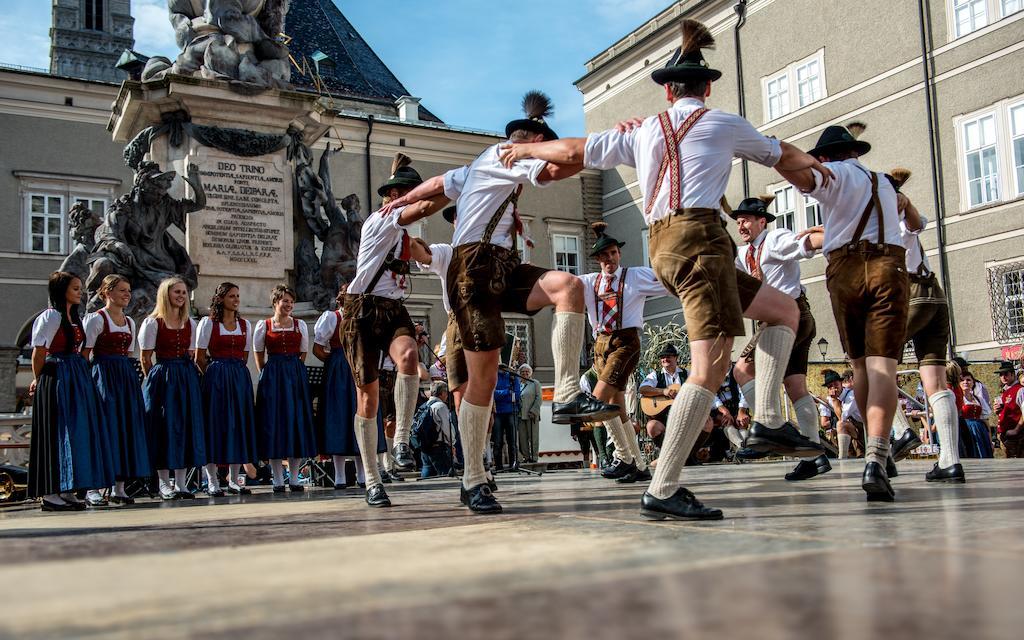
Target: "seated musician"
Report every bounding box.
[639,344,688,447]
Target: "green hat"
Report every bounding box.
[651,19,722,85]
[808,122,871,158]
[377,153,423,197]
[729,195,777,223]
[589,221,624,256]
[505,90,558,141]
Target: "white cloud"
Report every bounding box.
[132,0,180,59]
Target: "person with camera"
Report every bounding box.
[414,382,454,478]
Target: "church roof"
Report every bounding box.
[285,0,442,123]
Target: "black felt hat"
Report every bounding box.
[809,122,871,158]
[729,195,777,223]
[822,369,842,387]
[505,90,558,141]
[442,206,456,225]
[658,344,679,358]
[651,19,722,85]
[377,153,423,197]
[589,221,625,256]
[996,360,1017,375]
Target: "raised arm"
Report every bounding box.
[499,138,587,168]
[397,195,450,226]
[899,193,924,232]
[774,142,831,192]
[380,174,446,214]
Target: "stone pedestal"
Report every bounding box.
[108,77,339,315]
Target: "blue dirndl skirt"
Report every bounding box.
[965,418,994,458]
[28,353,116,496]
[143,357,207,469]
[316,349,386,455]
[91,354,151,479]
[256,354,317,459]
[202,357,257,464]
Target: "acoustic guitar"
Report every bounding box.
[640,384,681,417]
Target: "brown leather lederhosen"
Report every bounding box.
[903,227,950,366]
[592,268,642,390]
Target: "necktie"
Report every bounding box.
[746,243,763,281]
[600,274,619,334]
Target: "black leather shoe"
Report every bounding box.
[207,488,225,498]
[925,462,966,483]
[272,485,287,494]
[746,422,824,457]
[551,391,620,424]
[392,443,416,471]
[460,484,502,514]
[380,470,392,484]
[226,485,252,495]
[891,429,923,462]
[109,495,135,506]
[785,454,832,481]
[333,483,346,490]
[40,499,78,512]
[862,462,895,502]
[886,455,899,478]
[174,491,195,500]
[386,470,405,483]
[289,484,304,492]
[640,487,723,521]
[487,477,499,493]
[601,458,633,479]
[365,483,392,507]
[735,447,770,461]
[617,466,652,484]
[358,482,366,489]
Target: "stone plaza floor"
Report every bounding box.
[0,458,1021,639]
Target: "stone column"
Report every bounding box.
[0,345,20,413]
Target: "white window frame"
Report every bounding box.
[505,319,533,369]
[1009,102,1024,197]
[764,73,790,122]
[953,94,1024,211]
[946,0,1023,40]
[760,49,827,124]
[772,185,797,232]
[25,193,66,255]
[518,217,533,264]
[766,180,819,238]
[552,233,582,275]
[15,172,119,256]
[640,228,651,268]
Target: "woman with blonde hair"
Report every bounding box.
[82,274,150,506]
[196,282,256,497]
[27,271,115,511]
[253,284,316,492]
[139,277,205,500]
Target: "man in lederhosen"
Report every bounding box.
[340,154,448,507]
[729,196,831,481]
[880,168,963,482]
[780,123,911,502]
[381,91,620,514]
[580,222,670,484]
[498,19,831,520]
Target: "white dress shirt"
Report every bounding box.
[348,208,411,299]
[445,144,550,249]
[31,309,68,348]
[807,158,903,256]
[840,387,863,422]
[900,214,932,276]
[138,317,197,351]
[416,243,455,313]
[583,98,782,225]
[195,317,253,352]
[580,266,668,336]
[83,310,136,349]
[312,311,342,348]
[640,367,685,389]
[735,228,814,298]
[252,318,309,353]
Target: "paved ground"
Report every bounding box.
[1,458,1022,639]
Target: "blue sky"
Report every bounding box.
[0,0,671,135]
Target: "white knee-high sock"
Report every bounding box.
[354,415,382,487]
[740,380,756,420]
[332,455,346,485]
[383,437,396,471]
[604,415,633,464]
[270,460,285,487]
[112,481,127,498]
[458,400,491,489]
[838,434,851,459]
[227,464,241,487]
[393,372,419,446]
[354,457,366,484]
[754,325,795,429]
[552,312,585,403]
[158,469,171,488]
[793,395,820,443]
[892,403,913,439]
[930,390,960,468]
[204,464,221,491]
[173,469,187,492]
[865,435,890,467]
[621,418,647,471]
[288,457,303,486]
[648,384,715,499]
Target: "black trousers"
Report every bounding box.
[492,413,519,468]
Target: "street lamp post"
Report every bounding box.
[817,337,829,361]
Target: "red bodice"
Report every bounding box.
[208,318,248,360]
[93,310,133,357]
[960,401,982,421]
[264,318,302,355]
[329,310,343,350]
[48,321,84,355]
[155,318,192,360]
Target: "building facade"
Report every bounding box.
[576,0,1024,363]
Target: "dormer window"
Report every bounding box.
[311,51,335,78]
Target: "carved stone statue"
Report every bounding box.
[86,161,206,317]
[143,0,291,89]
[59,202,102,285]
[319,192,362,294]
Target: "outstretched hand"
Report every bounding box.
[615,117,645,133]
[498,143,534,169]
[378,198,405,215]
[797,225,824,239]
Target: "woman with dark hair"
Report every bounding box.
[196,282,256,497]
[81,274,150,506]
[27,271,116,511]
[959,371,994,459]
[312,286,383,489]
[140,276,205,500]
[253,284,316,492]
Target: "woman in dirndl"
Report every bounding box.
[959,371,994,458]
[81,275,150,506]
[312,287,384,489]
[140,277,206,500]
[253,284,316,493]
[196,282,256,497]
[27,271,116,511]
